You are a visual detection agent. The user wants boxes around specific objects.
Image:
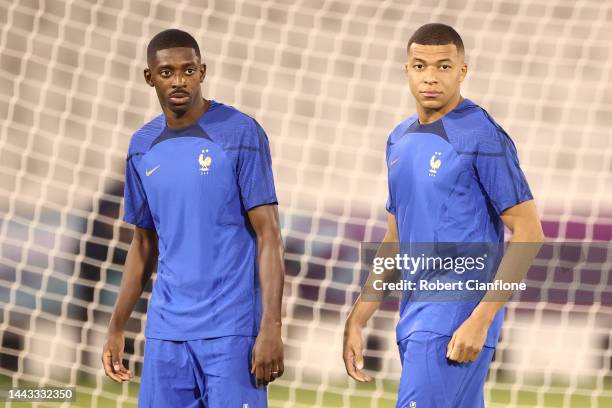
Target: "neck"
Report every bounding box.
[417,94,463,124]
[165,97,209,128]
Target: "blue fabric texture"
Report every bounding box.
[122,101,277,340]
[138,336,267,408]
[396,331,495,408]
[386,98,533,347]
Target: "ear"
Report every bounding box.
[459,63,468,83]
[404,63,410,79]
[199,63,207,83]
[144,68,154,87]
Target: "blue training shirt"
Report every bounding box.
[123,100,277,340]
[386,98,533,348]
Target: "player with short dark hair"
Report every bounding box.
[102,28,284,408]
[343,23,544,407]
[407,22,465,55]
[146,28,202,65]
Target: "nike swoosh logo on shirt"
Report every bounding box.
[145,165,160,176]
[390,158,400,166]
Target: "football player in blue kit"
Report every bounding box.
[343,23,544,407]
[102,29,284,408]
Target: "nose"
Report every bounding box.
[172,73,186,88]
[423,66,438,85]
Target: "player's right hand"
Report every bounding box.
[342,321,372,382]
[102,330,134,382]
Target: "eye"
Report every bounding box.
[186,68,196,75]
[160,69,172,78]
[413,64,424,70]
[440,64,451,70]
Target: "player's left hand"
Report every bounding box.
[251,323,284,387]
[446,314,490,363]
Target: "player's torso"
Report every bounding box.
[130,108,262,339]
[134,120,253,293]
[388,120,478,242]
[137,132,240,231]
[389,118,506,347]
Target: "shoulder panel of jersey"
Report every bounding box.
[386,113,418,160]
[387,113,418,144]
[127,113,165,158]
[123,102,270,180]
[442,98,516,156]
[197,101,267,150]
[125,101,266,156]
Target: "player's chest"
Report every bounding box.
[138,138,235,197]
[388,134,470,193]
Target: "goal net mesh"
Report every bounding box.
[0,0,611,407]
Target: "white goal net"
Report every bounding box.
[0,0,611,407]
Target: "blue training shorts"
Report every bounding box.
[139,336,267,408]
[396,331,495,408]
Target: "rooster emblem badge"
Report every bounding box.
[199,149,212,174]
[428,151,442,176]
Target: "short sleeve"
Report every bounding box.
[385,140,396,214]
[475,127,533,215]
[237,121,278,211]
[123,154,155,229]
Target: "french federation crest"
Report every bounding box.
[199,149,212,174]
[429,151,442,176]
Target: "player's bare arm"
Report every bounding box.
[248,204,285,387]
[343,213,399,383]
[446,200,544,363]
[102,226,158,382]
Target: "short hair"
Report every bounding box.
[407,23,464,55]
[147,29,201,66]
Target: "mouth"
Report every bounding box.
[420,91,441,98]
[168,92,190,104]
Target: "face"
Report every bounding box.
[405,43,467,112]
[144,47,206,114]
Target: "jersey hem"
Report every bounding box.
[122,216,155,230]
[397,329,498,349]
[145,330,259,341]
[496,194,534,215]
[244,199,278,212]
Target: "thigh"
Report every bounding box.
[396,333,443,408]
[139,338,203,408]
[396,332,494,408]
[453,346,495,408]
[187,336,267,408]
